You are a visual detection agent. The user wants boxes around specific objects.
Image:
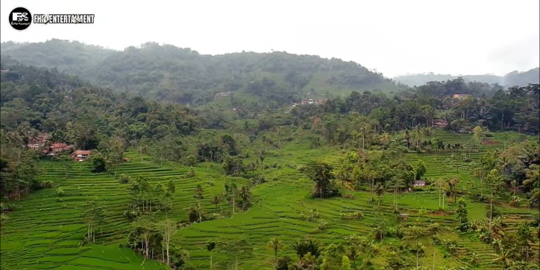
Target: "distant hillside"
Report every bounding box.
[1,39,405,107]
[394,68,539,87]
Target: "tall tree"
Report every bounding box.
[268,237,284,257]
[484,169,504,230]
[374,182,385,212]
[390,176,406,212]
[159,219,177,266]
[303,161,339,198]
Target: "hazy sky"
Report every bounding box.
[1,0,539,77]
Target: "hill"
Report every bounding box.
[0,40,405,107]
[394,68,540,87]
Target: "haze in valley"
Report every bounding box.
[1,0,539,78]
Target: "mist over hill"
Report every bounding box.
[394,68,540,87]
[1,39,405,107]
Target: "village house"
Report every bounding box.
[413,180,426,187]
[214,92,230,98]
[26,133,76,157]
[299,99,327,105]
[27,133,49,150]
[433,119,448,128]
[71,150,92,161]
[452,94,472,100]
[50,143,75,154]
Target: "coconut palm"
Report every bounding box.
[374,183,385,212]
[210,194,223,213]
[239,185,252,211]
[389,177,406,212]
[268,237,284,257]
[491,247,515,268]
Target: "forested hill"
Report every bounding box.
[394,67,540,87]
[0,39,405,107]
[0,57,200,144]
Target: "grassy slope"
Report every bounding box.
[1,130,537,270]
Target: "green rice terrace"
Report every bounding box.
[1,129,539,270]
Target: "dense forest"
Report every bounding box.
[394,68,540,87]
[1,56,538,201]
[1,40,405,107]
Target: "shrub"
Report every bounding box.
[123,209,140,221]
[40,180,55,188]
[119,174,130,184]
[300,209,320,221]
[509,196,521,207]
[56,187,65,197]
[186,155,197,166]
[314,219,327,232]
[251,177,266,185]
[340,211,364,220]
[1,213,9,224]
[0,203,18,213]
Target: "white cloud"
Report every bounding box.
[2,0,539,77]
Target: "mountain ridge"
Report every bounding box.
[394,68,539,87]
[0,39,405,107]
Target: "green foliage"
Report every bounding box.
[2,40,403,107]
[302,161,340,198]
[320,243,346,270]
[456,198,469,232]
[415,160,427,180]
[292,239,321,259]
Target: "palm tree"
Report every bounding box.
[510,180,518,196]
[422,127,434,141]
[239,185,252,211]
[206,240,216,269]
[380,133,391,149]
[403,225,431,270]
[390,177,405,212]
[224,180,238,214]
[210,194,223,213]
[435,179,448,210]
[448,178,459,203]
[268,237,284,257]
[360,124,368,151]
[472,163,485,198]
[366,166,379,203]
[374,183,385,212]
[491,247,515,268]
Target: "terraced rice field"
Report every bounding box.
[1,130,538,269]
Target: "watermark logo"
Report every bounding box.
[9,7,32,30]
[34,14,95,25]
[9,7,95,30]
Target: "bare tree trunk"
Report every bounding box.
[166,243,170,265]
[232,190,236,214]
[432,249,435,270]
[416,239,419,269]
[489,191,493,231]
[394,188,397,211]
[442,193,445,209]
